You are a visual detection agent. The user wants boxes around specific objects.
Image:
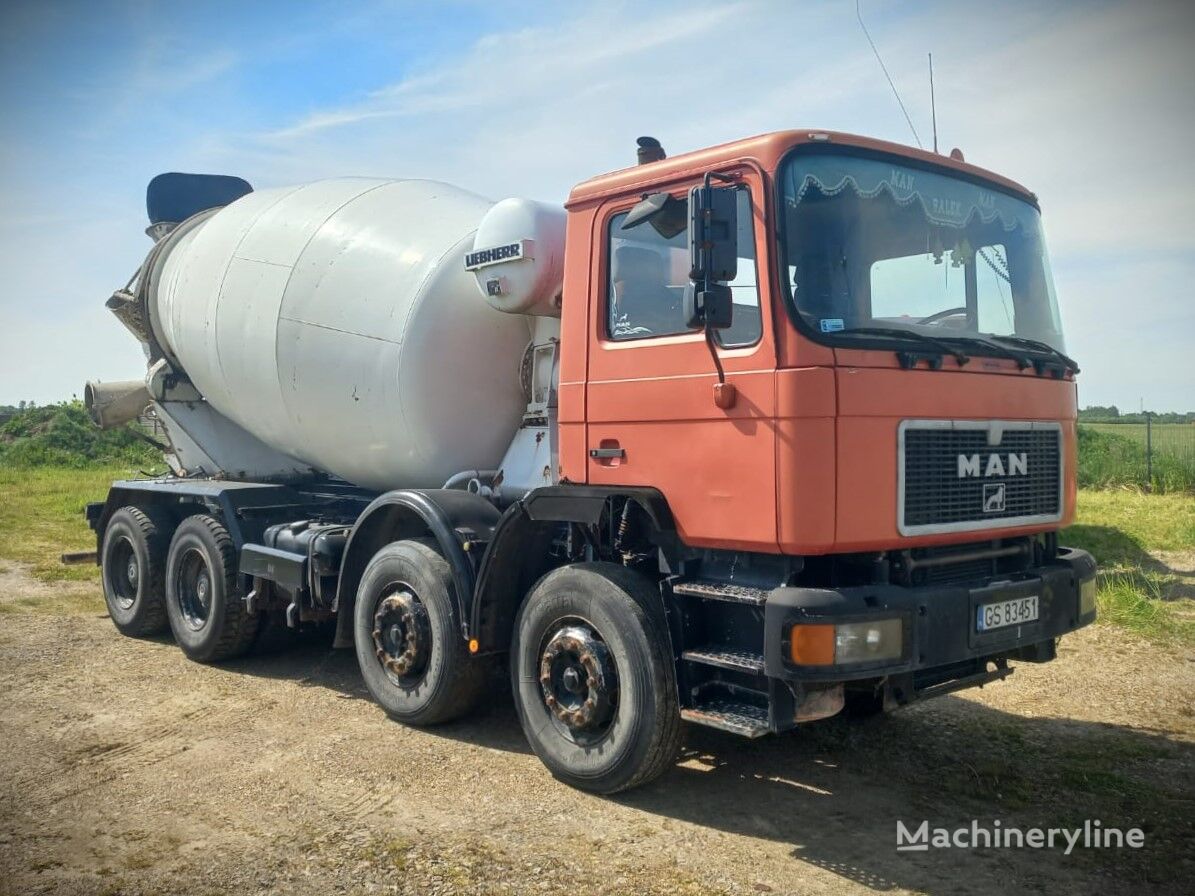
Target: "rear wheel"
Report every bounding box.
[353,539,487,726]
[101,505,172,637]
[165,515,259,662]
[511,562,681,794]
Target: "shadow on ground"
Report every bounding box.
[225,633,1195,895]
[1064,524,1195,600]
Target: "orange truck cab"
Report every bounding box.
[548,129,1095,728]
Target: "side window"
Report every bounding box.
[607,186,762,345]
[718,188,762,348]
[607,206,690,341]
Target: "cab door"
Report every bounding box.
[584,173,779,553]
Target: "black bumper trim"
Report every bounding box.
[763,547,1097,681]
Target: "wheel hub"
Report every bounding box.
[176,548,214,630]
[107,536,139,611]
[539,624,616,733]
[371,589,429,680]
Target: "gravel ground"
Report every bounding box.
[1,565,1192,896]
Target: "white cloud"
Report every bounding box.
[1,0,1192,411]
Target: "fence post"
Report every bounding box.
[1145,413,1153,492]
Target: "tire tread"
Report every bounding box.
[103,505,171,637]
[513,561,682,794]
[167,514,259,663]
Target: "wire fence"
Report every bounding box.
[1078,419,1195,493]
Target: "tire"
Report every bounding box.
[101,505,172,637]
[165,515,259,663]
[511,562,681,794]
[353,539,487,726]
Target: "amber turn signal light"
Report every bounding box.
[789,624,836,666]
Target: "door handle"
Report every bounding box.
[589,447,625,459]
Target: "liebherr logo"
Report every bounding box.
[957,452,1028,478]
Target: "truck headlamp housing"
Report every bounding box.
[1079,577,1097,617]
[789,618,905,666]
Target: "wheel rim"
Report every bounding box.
[371,584,431,686]
[538,620,618,745]
[106,535,138,611]
[175,547,213,630]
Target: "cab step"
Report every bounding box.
[671,579,769,606]
[681,699,770,738]
[682,646,765,675]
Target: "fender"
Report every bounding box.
[470,484,676,654]
[331,489,501,649]
[88,478,305,554]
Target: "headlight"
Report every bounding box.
[1080,578,1097,617]
[789,618,904,666]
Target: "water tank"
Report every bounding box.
[147,178,534,491]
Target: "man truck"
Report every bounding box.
[85,130,1097,793]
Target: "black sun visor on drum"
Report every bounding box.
[146,172,253,225]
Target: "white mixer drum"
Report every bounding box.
[151,178,531,491]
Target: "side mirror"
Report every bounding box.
[688,182,737,330]
[622,192,687,239]
[690,184,738,284]
[683,282,733,330]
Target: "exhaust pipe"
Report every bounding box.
[636,136,666,165]
[84,380,151,429]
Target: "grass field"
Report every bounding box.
[1082,422,1195,454]
[1,466,1191,648]
[1078,424,1195,493]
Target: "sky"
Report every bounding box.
[1,0,1192,412]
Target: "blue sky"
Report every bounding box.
[1,0,1192,411]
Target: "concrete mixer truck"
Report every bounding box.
[84,131,1097,793]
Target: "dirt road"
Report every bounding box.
[1,564,1192,895]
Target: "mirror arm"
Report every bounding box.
[704,327,726,385]
[694,170,739,409]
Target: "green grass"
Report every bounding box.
[1062,490,1195,646]
[0,401,161,469]
[0,465,138,584]
[1083,422,1195,453]
[1078,424,1195,493]
[1066,489,1195,555]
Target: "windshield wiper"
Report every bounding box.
[840,326,969,367]
[933,335,1033,369]
[986,335,1079,373]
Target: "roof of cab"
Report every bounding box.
[566,129,1036,208]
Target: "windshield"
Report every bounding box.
[779,150,1065,353]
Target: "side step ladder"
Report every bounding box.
[679,645,771,737]
[681,700,770,738]
[671,578,769,606]
[672,577,776,738]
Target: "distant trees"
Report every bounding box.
[1079,406,1194,424]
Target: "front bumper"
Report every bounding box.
[763,547,1097,685]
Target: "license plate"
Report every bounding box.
[976,595,1039,631]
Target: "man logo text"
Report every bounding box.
[957,452,1028,479]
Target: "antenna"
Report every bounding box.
[929,52,938,154]
[856,0,922,149]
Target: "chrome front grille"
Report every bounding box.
[899,421,1063,535]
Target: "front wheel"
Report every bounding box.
[511,562,681,794]
[353,539,487,726]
